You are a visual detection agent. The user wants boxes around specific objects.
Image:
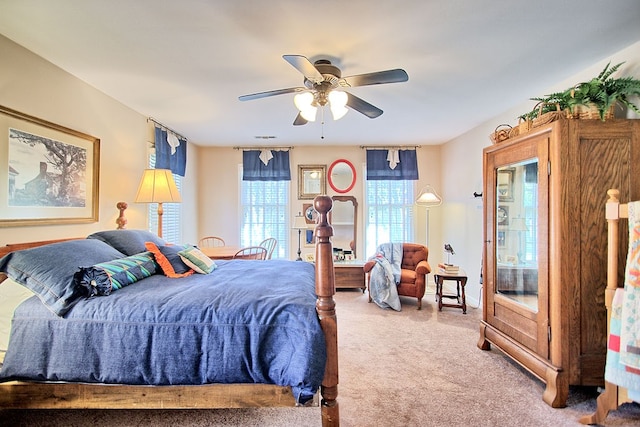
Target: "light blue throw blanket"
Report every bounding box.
[368,243,403,311]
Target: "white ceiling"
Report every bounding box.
[1,0,639,147]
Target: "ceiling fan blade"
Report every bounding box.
[283,55,324,84]
[340,69,408,88]
[293,112,308,126]
[239,87,305,101]
[346,93,383,118]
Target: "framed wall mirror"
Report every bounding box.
[331,195,358,258]
[298,164,326,199]
[328,159,356,194]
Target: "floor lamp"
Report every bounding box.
[135,169,182,239]
[415,185,442,247]
[292,213,308,261]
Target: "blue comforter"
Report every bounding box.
[0,260,325,403]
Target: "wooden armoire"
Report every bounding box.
[478,118,640,407]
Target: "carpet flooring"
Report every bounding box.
[2,289,640,426]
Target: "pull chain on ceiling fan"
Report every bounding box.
[238,55,409,126]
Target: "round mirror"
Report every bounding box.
[328,159,356,194]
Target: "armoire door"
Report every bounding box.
[484,132,550,359]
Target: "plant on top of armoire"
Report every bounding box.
[565,61,640,120]
[517,61,640,125]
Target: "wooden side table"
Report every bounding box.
[434,269,467,314]
[334,261,366,291]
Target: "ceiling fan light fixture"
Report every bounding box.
[294,92,313,110]
[330,104,349,120]
[239,56,408,125]
[294,92,317,122]
[328,90,349,120]
[300,107,317,122]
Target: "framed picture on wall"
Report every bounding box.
[304,229,316,247]
[497,168,514,202]
[298,164,326,200]
[0,105,100,227]
[497,206,509,226]
[303,203,318,224]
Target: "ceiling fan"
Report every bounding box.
[238,55,409,126]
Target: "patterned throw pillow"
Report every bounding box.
[145,242,194,278]
[76,251,157,296]
[179,246,216,274]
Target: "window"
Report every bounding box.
[364,178,415,258]
[147,154,183,243]
[239,168,290,258]
[522,170,538,264]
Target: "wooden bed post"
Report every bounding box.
[314,195,339,427]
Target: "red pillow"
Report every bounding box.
[145,242,194,278]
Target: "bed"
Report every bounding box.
[0,195,339,426]
[580,189,640,424]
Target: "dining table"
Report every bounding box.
[200,246,242,260]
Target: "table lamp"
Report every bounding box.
[292,213,308,261]
[135,169,182,238]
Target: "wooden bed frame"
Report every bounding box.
[579,189,635,425]
[0,195,339,427]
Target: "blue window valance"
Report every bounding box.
[242,150,291,181]
[366,149,419,180]
[154,126,187,177]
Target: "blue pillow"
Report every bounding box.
[0,239,125,316]
[87,229,165,256]
[76,251,158,296]
[145,242,194,278]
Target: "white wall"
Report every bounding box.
[0,35,199,245]
[441,40,640,308]
[197,144,442,261]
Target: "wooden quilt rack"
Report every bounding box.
[580,189,636,424]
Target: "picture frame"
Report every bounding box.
[304,229,315,247]
[303,203,318,224]
[298,164,326,200]
[497,168,514,202]
[0,105,100,227]
[497,205,509,226]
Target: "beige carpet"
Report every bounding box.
[2,289,640,426]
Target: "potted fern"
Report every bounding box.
[566,62,640,120]
[520,61,640,123]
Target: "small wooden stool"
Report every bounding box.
[434,269,467,314]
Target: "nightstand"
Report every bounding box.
[334,260,366,291]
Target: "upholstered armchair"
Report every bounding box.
[363,243,431,309]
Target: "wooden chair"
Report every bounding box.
[198,236,225,248]
[259,237,277,259]
[232,246,267,260]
